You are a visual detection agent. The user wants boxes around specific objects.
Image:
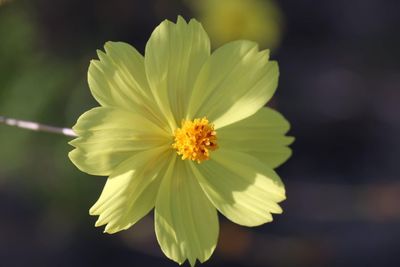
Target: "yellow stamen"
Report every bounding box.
[172,117,218,163]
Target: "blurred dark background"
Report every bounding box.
[0,0,399,266]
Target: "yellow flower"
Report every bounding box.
[188,0,284,50]
[69,17,293,266]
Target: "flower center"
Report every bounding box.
[172,117,218,163]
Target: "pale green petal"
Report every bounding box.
[155,159,219,266]
[90,148,170,234]
[218,107,294,168]
[88,41,166,126]
[69,107,169,176]
[145,16,210,129]
[191,149,285,227]
[187,40,278,129]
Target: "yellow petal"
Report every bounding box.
[69,107,169,176]
[155,159,219,266]
[191,149,285,227]
[145,16,210,129]
[88,41,166,127]
[187,40,278,128]
[218,107,294,168]
[90,148,170,234]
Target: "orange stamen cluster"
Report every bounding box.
[172,117,218,163]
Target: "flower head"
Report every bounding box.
[69,17,293,266]
[172,117,218,163]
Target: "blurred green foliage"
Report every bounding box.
[0,2,100,227]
